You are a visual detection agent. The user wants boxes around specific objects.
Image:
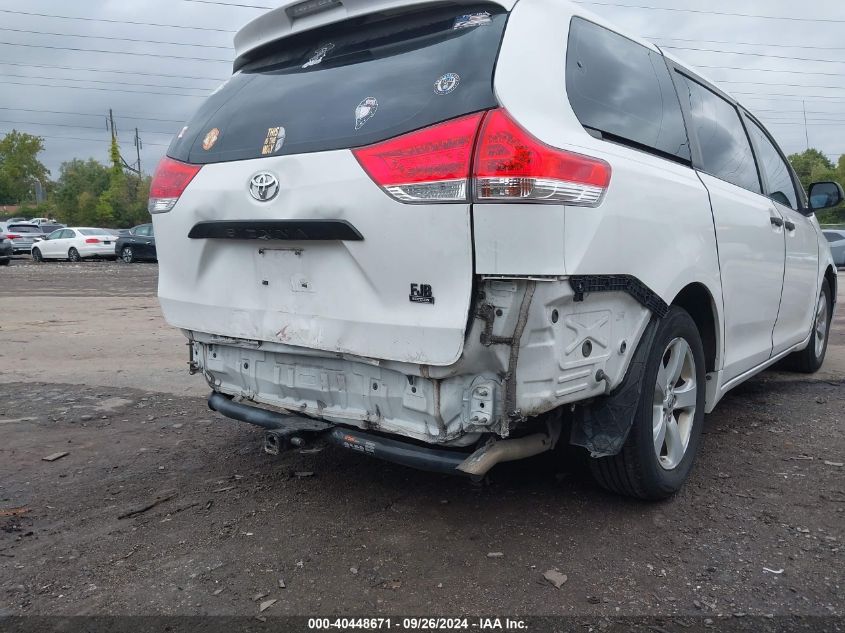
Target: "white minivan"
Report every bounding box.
[151,0,842,499]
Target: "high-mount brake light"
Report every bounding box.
[148,157,202,214]
[473,109,611,206]
[353,112,485,203]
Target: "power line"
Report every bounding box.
[0,62,223,83]
[736,93,845,102]
[0,107,187,125]
[663,45,845,65]
[717,79,845,91]
[0,119,176,136]
[0,8,237,33]
[0,27,232,50]
[2,80,208,98]
[0,41,231,63]
[0,129,170,147]
[693,64,844,78]
[0,72,212,92]
[577,2,845,23]
[649,36,845,52]
[181,0,272,7]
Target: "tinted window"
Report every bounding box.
[566,18,690,162]
[40,224,64,233]
[744,117,798,210]
[825,232,844,243]
[134,225,151,237]
[676,75,760,193]
[169,4,506,165]
[8,224,42,234]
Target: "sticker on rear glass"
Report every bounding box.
[202,128,220,151]
[302,43,335,69]
[177,126,189,139]
[262,126,286,155]
[355,97,379,130]
[453,12,491,30]
[434,73,461,95]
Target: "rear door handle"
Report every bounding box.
[784,220,796,231]
[770,217,784,228]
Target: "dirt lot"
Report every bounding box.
[1,258,843,621]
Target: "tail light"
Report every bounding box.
[474,109,611,205]
[85,238,101,244]
[149,157,202,214]
[355,108,611,207]
[6,234,20,240]
[353,112,485,203]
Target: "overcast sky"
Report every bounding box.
[0,0,843,178]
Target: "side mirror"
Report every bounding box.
[809,181,845,211]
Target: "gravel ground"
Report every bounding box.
[0,258,843,622]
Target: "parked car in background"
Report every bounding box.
[824,230,845,266]
[38,222,66,235]
[115,224,156,263]
[3,223,46,254]
[31,228,118,262]
[105,228,132,238]
[0,233,11,265]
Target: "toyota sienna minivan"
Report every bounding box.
[151,0,842,500]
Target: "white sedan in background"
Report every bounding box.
[31,228,118,262]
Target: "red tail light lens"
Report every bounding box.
[473,109,611,206]
[6,234,21,240]
[85,238,101,244]
[353,112,485,203]
[149,157,202,214]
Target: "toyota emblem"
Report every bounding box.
[249,172,280,202]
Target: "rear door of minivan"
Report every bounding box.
[155,5,507,366]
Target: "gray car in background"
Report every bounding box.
[0,233,12,265]
[4,223,46,254]
[824,230,845,266]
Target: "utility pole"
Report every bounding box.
[803,101,810,151]
[109,108,117,142]
[134,128,143,175]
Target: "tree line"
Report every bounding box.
[1,130,843,227]
[0,131,151,228]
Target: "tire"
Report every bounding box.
[121,246,135,264]
[68,248,81,263]
[783,280,832,374]
[0,258,9,266]
[32,248,43,263]
[589,307,707,501]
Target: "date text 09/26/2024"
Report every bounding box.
[308,619,529,631]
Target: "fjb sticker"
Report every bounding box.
[410,283,435,305]
[453,12,492,30]
[355,97,379,130]
[434,73,461,96]
[262,126,286,155]
[302,43,335,69]
[202,128,220,151]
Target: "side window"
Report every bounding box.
[675,74,761,194]
[47,230,63,240]
[744,117,799,210]
[138,225,151,237]
[565,18,690,162]
[60,230,75,239]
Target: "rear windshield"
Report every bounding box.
[826,232,844,243]
[79,229,112,236]
[8,224,42,234]
[168,4,506,165]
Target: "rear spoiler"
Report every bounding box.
[233,0,517,71]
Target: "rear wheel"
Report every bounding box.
[589,307,706,501]
[68,248,81,263]
[121,246,135,264]
[32,248,43,263]
[783,280,832,374]
[0,258,9,266]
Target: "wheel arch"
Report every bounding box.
[671,282,721,374]
[824,265,837,315]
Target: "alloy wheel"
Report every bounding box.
[652,337,698,471]
[814,294,829,358]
